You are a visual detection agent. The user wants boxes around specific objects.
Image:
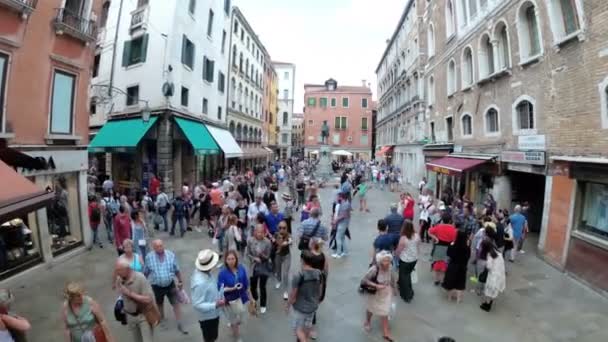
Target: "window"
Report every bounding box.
[137,0,148,7]
[486,108,499,133]
[126,85,139,106]
[283,112,288,125]
[234,20,238,33]
[496,22,511,70]
[428,24,435,57]
[308,119,313,125]
[547,0,581,42]
[320,97,328,107]
[479,34,495,78]
[203,57,215,82]
[427,76,435,105]
[459,0,469,26]
[447,59,456,95]
[122,34,149,66]
[224,0,230,15]
[462,47,474,87]
[239,52,243,72]
[330,98,337,107]
[446,0,455,37]
[342,97,349,108]
[577,182,608,240]
[218,106,222,120]
[89,98,97,115]
[282,133,288,144]
[93,54,100,77]
[181,35,195,69]
[283,89,289,100]
[188,0,196,14]
[360,134,368,145]
[284,72,289,80]
[361,117,369,130]
[518,2,542,60]
[202,98,208,114]
[307,97,316,107]
[600,77,608,129]
[50,70,75,134]
[207,9,214,37]
[468,0,478,19]
[218,71,225,93]
[181,87,189,107]
[362,98,368,108]
[0,54,7,130]
[221,30,227,53]
[461,114,472,136]
[240,29,244,41]
[516,99,535,130]
[334,116,347,130]
[100,1,110,28]
[430,121,436,141]
[446,117,454,141]
[332,133,340,145]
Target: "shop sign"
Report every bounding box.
[507,163,546,175]
[427,164,457,176]
[518,135,546,150]
[18,150,88,176]
[501,151,545,165]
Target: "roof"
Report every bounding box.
[272,61,295,66]
[304,84,372,94]
[233,7,271,59]
[375,0,415,73]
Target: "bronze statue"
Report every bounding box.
[320,120,330,144]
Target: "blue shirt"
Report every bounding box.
[509,213,527,239]
[384,212,405,235]
[265,212,284,235]
[217,265,249,303]
[374,234,398,252]
[190,271,220,321]
[144,250,180,287]
[298,218,328,241]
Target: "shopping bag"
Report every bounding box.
[411,267,418,284]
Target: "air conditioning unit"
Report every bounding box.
[347,136,353,142]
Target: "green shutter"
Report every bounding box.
[334,117,340,129]
[122,40,131,67]
[140,34,149,63]
[341,117,347,129]
[210,60,215,82]
[181,36,187,65]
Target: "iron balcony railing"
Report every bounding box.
[54,7,96,43]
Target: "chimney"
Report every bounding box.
[362,79,367,87]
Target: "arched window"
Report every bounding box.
[495,21,511,70]
[479,34,494,78]
[236,123,242,139]
[517,1,542,60]
[229,121,235,135]
[516,100,535,130]
[461,114,473,136]
[485,107,499,133]
[245,59,249,77]
[428,24,435,57]
[446,0,455,37]
[283,112,288,125]
[427,76,435,105]
[468,0,478,20]
[447,59,456,95]
[462,47,474,87]
[232,45,237,66]
[459,0,469,27]
[239,53,243,72]
[230,77,236,106]
[547,0,582,41]
[237,83,243,104]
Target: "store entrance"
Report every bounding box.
[509,171,546,233]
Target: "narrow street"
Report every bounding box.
[5,185,608,342]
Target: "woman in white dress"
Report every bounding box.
[480,240,506,312]
[362,250,397,341]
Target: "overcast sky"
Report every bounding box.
[235,0,405,111]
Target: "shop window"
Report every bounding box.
[47,175,83,256]
[577,182,608,240]
[0,214,43,280]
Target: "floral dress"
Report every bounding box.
[484,253,506,299]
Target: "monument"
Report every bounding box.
[316,120,333,183]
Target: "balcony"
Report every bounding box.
[130,5,149,32]
[0,0,37,18]
[54,8,96,44]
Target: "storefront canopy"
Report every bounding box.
[205,124,243,158]
[242,148,269,159]
[174,118,220,155]
[426,156,487,176]
[0,160,54,223]
[88,117,158,152]
[375,145,395,157]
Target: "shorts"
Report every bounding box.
[291,308,315,332]
[199,317,219,341]
[152,283,178,306]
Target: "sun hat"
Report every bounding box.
[195,249,220,272]
[281,192,293,201]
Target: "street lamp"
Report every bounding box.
[142,104,151,123]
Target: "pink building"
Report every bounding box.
[303,79,372,160]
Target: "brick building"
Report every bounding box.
[0,0,101,280]
[304,79,373,160]
[416,0,608,293]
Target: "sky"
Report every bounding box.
[236,0,405,111]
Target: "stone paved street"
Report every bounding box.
[5,185,608,342]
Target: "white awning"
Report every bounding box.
[205,125,243,158]
[550,155,608,164]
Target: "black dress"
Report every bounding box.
[442,244,471,291]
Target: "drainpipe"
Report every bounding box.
[108,0,125,97]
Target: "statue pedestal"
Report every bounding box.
[315,144,335,184]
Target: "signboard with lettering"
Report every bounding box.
[518,135,546,150]
[426,164,457,176]
[501,151,545,165]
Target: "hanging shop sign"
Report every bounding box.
[501,151,545,165]
[518,135,546,151]
[18,150,88,176]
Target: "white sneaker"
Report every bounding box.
[331,253,339,258]
[260,307,267,314]
[519,250,526,254]
[283,292,289,300]
[335,253,343,259]
[339,253,347,258]
[275,282,281,289]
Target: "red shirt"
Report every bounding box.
[429,224,457,243]
[149,177,160,196]
[209,189,223,206]
[113,213,131,249]
[402,198,415,220]
[88,202,100,225]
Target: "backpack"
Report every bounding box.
[298,220,321,250]
[106,198,119,216]
[90,205,101,222]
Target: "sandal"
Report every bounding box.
[363,322,371,333]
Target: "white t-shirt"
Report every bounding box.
[372,169,379,178]
[400,234,420,263]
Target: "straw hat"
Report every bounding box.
[195,249,220,272]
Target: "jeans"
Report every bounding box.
[335,221,348,255]
[171,216,186,235]
[156,208,169,231]
[91,223,100,245]
[275,253,291,289]
[103,214,113,242]
[398,260,417,302]
[250,275,268,307]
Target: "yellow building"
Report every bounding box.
[262,56,278,157]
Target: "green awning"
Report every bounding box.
[88,117,158,152]
[174,117,220,155]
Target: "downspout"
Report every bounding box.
[108,0,125,97]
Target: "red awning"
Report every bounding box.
[375,145,395,157]
[426,156,487,175]
[0,160,54,223]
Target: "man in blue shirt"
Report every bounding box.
[509,205,528,262]
[265,201,284,236]
[298,208,328,241]
[332,193,351,258]
[384,203,405,236]
[191,249,224,341]
[373,219,398,253]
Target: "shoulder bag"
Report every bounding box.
[358,266,380,295]
[298,220,320,250]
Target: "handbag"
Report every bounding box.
[478,268,489,283]
[300,210,310,222]
[176,288,191,304]
[358,266,379,295]
[139,302,161,327]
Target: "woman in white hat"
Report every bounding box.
[191,249,224,342]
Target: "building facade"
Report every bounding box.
[420,0,608,293]
[89,0,240,195]
[375,0,428,187]
[226,6,270,168]
[0,0,101,280]
[291,112,304,157]
[304,79,373,160]
[274,62,296,159]
[262,53,278,157]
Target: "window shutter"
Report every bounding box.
[122,41,131,67]
[181,36,187,65]
[140,34,149,63]
[334,117,340,129]
[210,60,215,82]
[202,57,207,80]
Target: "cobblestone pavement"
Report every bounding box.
[5,183,608,342]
